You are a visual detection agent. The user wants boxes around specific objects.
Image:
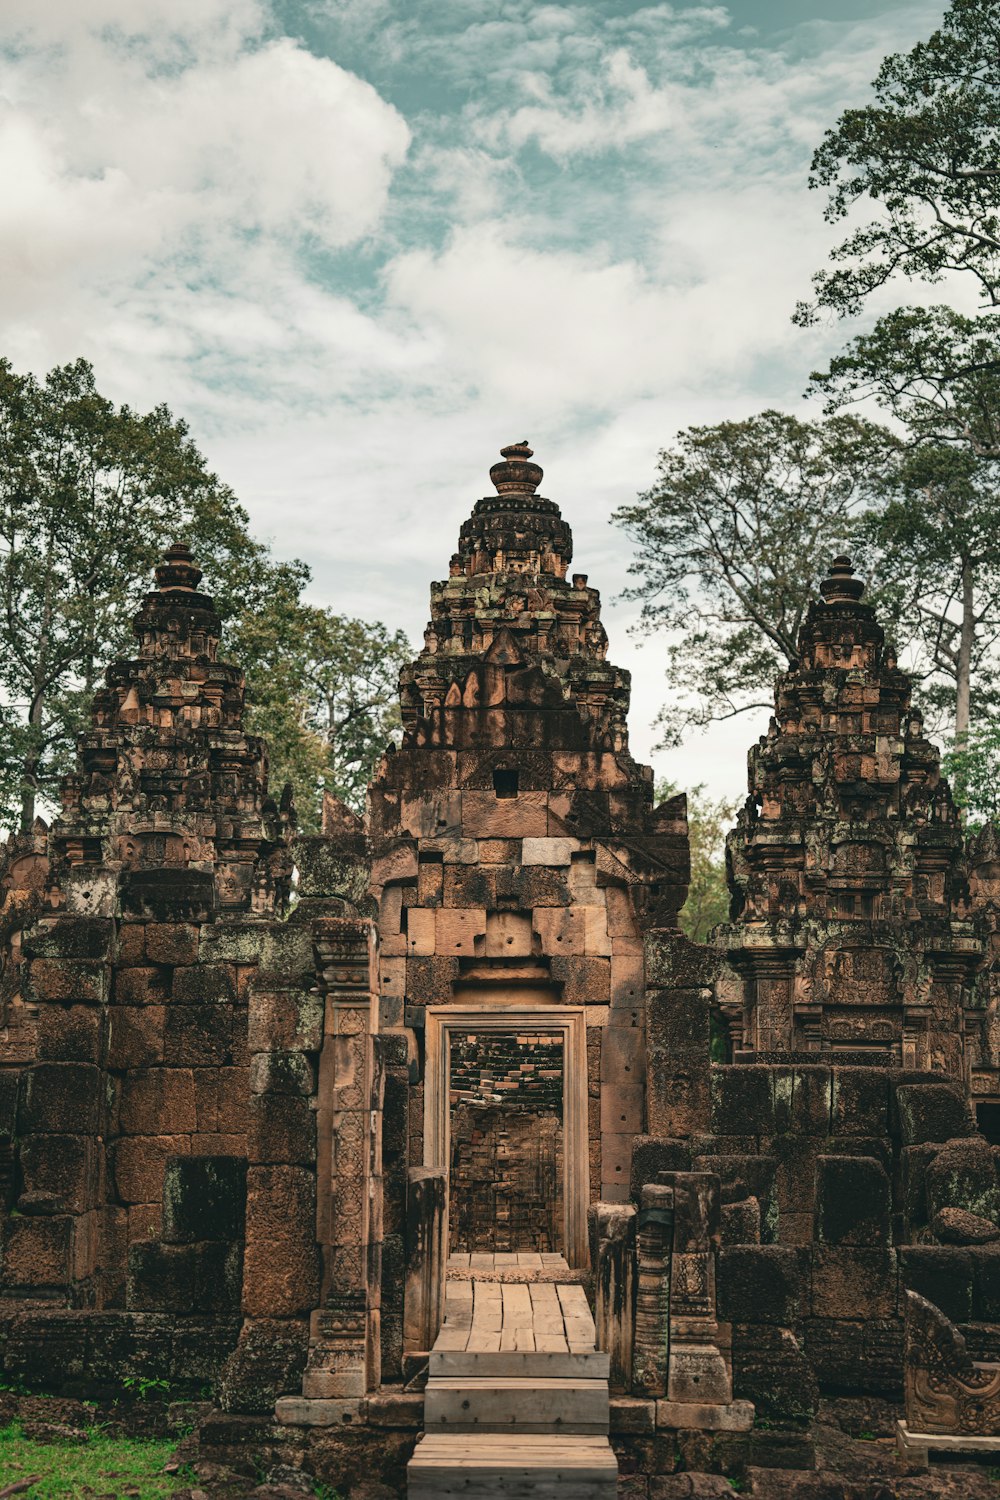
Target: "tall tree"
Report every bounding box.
[810,307,1000,744]
[795,0,1000,327]
[614,410,896,745]
[658,781,738,946]
[811,306,1000,455]
[855,442,1000,739]
[232,599,411,830]
[0,356,407,836]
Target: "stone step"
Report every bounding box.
[407,1432,618,1499]
[429,1347,610,1380]
[423,1375,609,1433]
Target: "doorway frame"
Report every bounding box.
[424,1002,589,1267]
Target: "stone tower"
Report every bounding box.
[368,441,689,1374]
[51,541,293,921]
[717,556,979,1079]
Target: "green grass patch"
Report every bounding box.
[0,1421,189,1498]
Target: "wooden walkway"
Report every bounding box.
[434,1277,597,1355]
[407,1265,618,1498]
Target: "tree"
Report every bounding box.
[0,356,312,831]
[809,307,1000,743]
[942,722,1000,828]
[614,410,896,745]
[0,355,407,836]
[658,781,739,946]
[855,442,1000,740]
[795,0,1000,327]
[233,599,411,830]
[810,305,1000,455]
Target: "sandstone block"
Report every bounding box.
[810,1248,897,1319]
[19,1134,97,1215]
[899,1245,974,1321]
[172,964,237,1004]
[119,1069,197,1135]
[461,791,547,838]
[28,958,106,1003]
[249,1051,314,1097]
[248,1093,317,1165]
[105,1005,166,1068]
[144,923,200,966]
[895,1081,972,1145]
[113,966,170,1004]
[404,908,435,955]
[521,837,575,865]
[815,1155,890,1246]
[0,1215,73,1289]
[434,907,487,954]
[164,1003,232,1065]
[533,906,586,955]
[248,989,324,1053]
[925,1136,1000,1225]
[163,1156,247,1243]
[111,1135,190,1205]
[243,1165,320,1317]
[36,1004,102,1063]
[20,1062,102,1134]
[718,1247,803,1325]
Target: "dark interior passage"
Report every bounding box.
[448,1030,564,1254]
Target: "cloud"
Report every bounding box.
[0,9,410,391]
[0,0,955,797]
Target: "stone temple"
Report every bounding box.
[3,443,1000,1496]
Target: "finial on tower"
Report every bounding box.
[819,555,865,605]
[490,440,543,496]
[155,541,203,594]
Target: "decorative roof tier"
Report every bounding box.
[715,556,978,1073]
[398,442,631,754]
[49,542,292,918]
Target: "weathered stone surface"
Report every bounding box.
[815,1156,890,1246]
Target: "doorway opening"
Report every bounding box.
[448,1030,564,1254]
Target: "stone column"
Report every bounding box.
[590,1201,636,1393]
[632,1183,673,1397]
[403,1166,447,1356]
[302,917,381,1407]
[657,1171,753,1431]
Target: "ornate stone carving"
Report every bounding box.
[904,1289,1000,1436]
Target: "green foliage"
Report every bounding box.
[0,356,307,834]
[795,0,1000,323]
[0,1420,185,1497]
[811,305,1000,453]
[942,722,1000,828]
[657,780,738,945]
[883,449,1000,733]
[0,355,409,837]
[615,411,896,744]
[234,600,411,830]
[807,314,1000,742]
[121,1374,172,1401]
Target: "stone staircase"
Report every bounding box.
[407,1273,618,1498]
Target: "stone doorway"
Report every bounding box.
[448,1029,565,1255]
[424,1003,589,1268]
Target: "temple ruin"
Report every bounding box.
[3,443,1000,1495]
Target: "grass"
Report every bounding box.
[0,1421,190,1498]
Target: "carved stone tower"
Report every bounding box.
[717,556,979,1077]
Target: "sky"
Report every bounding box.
[0,0,948,805]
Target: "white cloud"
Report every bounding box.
[0,11,410,388]
[0,0,957,802]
